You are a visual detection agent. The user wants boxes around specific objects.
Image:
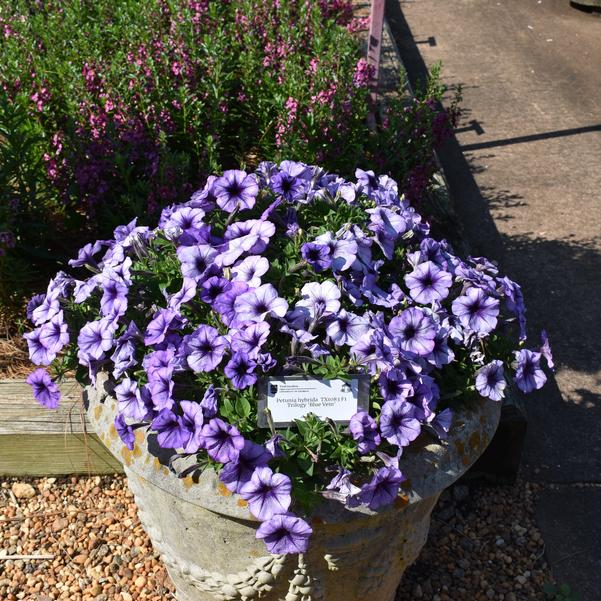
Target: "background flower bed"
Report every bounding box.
[0,0,457,323]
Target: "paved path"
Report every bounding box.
[386,0,601,598]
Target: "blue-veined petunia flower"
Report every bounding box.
[475,360,506,401]
[540,330,555,371]
[189,175,218,212]
[301,242,332,273]
[24,327,55,366]
[100,275,128,318]
[199,276,232,305]
[380,399,421,447]
[214,170,259,213]
[389,307,437,357]
[349,411,381,454]
[514,349,547,393]
[218,220,275,266]
[428,328,455,368]
[151,409,188,450]
[323,468,362,506]
[230,322,270,357]
[168,278,197,312]
[314,231,358,272]
[213,281,249,327]
[234,284,288,322]
[68,240,106,269]
[200,385,219,418]
[270,170,306,201]
[200,418,244,464]
[355,168,380,197]
[176,244,218,281]
[240,466,292,521]
[378,368,414,402]
[77,318,116,361]
[404,261,453,304]
[115,378,148,420]
[256,513,313,555]
[164,207,205,244]
[26,294,45,322]
[231,255,269,289]
[115,414,135,451]
[431,408,454,440]
[326,310,370,346]
[452,287,500,336]
[148,366,175,411]
[224,352,257,389]
[144,309,186,347]
[296,281,341,318]
[358,466,406,510]
[27,368,61,409]
[220,441,272,493]
[180,401,205,453]
[184,325,228,373]
[32,288,61,326]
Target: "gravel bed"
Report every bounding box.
[0,476,552,600]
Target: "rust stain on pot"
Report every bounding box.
[455,440,465,454]
[109,424,118,440]
[217,482,232,497]
[120,447,132,466]
[132,445,142,458]
[249,548,261,557]
[94,405,102,420]
[153,458,162,471]
[312,516,324,526]
[469,431,481,450]
[462,454,471,466]
[237,498,248,508]
[183,477,195,490]
[135,429,145,444]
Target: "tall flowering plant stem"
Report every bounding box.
[24,161,552,554]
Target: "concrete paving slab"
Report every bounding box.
[386,0,601,597]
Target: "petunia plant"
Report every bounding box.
[25,161,552,554]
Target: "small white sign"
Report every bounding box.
[258,376,369,427]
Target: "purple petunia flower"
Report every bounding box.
[540,330,555,371]
[214,170,259,213]
[32,288,61,326]
[177,244,219,281]
[431,408,454,440]
[220,441,272,493]
[24,328,55,366]
[26,294,46,322]
[148,366,175,411]
[68,240,106,269]
[213,281,249,327]
[115,378,148,420]
[314,231,358,272]
[380,399,421,447]
[152,409,188,449]
[240,466,292,521]
[230,322,270,357]
[301,242,332,273]
[378,368,414,402]
[115,414,135,450]
[100,276,128,318]
[144,309,186,347]
[404,261,453,304]
[296,281,341,318]
[514,349,547,393]
[200,418,244,464]
[180,401,205,453]
[231,255,269,289]
[224,352,257,389]
[256,513,313,555]
[326,310,370,346]
[218,220,275,267]
[358,466,405,510]
[168,278,197,312]
[200,385,219,418]
[349,411,381,454]
[452,287,499,336]
[234,284,288,323]
[189,175,218,211]
[389,308,437,357]
[78,318,116,361]
[270,170,306,201]
[164,207,205,243]
[27,368,61,409]
[475,360,506,401]
[199,276,231,305]
[184,325,228,372]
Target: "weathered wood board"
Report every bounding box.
[0,379,122,476]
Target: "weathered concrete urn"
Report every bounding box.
[87,373,500,601]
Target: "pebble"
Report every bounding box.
[11,482,36,499]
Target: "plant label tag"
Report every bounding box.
[257,375,369,428]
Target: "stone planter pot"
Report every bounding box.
[87,373,500,601]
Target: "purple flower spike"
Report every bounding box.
[452,287,499,336]
[349,411,381,454]
[475,360,506,401]
[404,261,452,304]
[200,418,244,464]
[514,349,547,393]
[27,368,61,409]
[220,441,272,493]
[214,170,259,213]
[358,466,405,510]
[256,513,313,555]
[389,308,436,357]
[380,399,421,447]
